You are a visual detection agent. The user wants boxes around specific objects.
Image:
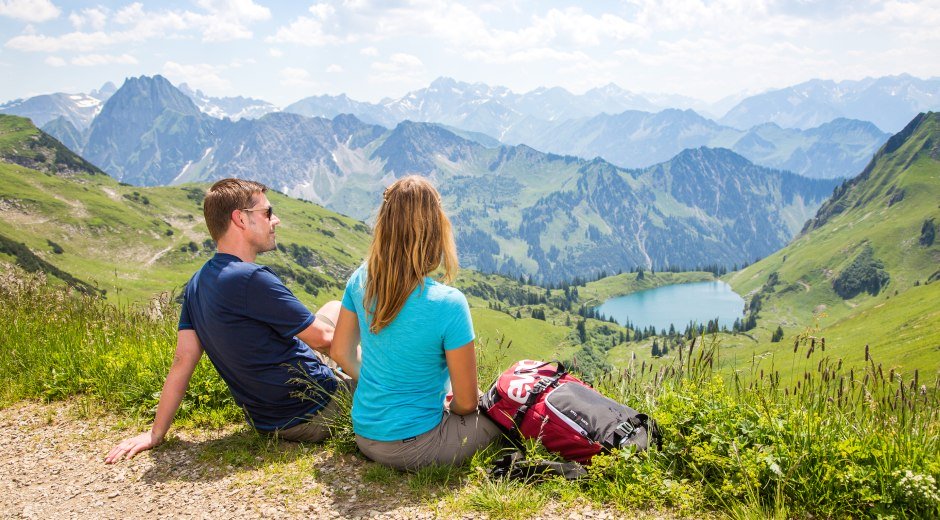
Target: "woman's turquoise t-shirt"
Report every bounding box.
[341,265,475,441]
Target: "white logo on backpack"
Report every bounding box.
[506,360,543,404]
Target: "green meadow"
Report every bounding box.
[1,269,937,518]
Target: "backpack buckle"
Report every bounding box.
[614,421,636,444]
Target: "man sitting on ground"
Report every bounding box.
[106,178,349,463]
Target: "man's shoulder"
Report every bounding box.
[188,255,275,294]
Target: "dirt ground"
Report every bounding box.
[0,401,643,519]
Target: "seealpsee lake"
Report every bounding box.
[595,281,745,332]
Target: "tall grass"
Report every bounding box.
[583,332,940,518]
[2,268,938,518]
[0,268,239,426]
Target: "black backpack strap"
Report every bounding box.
[489,451,587,482]
[509,368,567,428]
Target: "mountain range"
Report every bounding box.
[20,75,842,282]
[0,81,115,129]
[177,83,278,121]
[499,109,888,178]
[20,74,940,283]
[720,74,940,133]
[283,76,898,177]
[8,74,938,177]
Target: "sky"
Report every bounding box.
[1,0,939,107]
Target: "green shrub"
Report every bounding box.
[833,245,890,298]
[921,219,936,247]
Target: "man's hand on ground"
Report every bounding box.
[104,432,162,464]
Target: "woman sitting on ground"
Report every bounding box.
[330,175,501,470]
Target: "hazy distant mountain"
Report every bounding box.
[83,75,221,185]
[720,74,940,133]
[0,81,115,129]
[178,83,278,121]
[506,108,729,169]
[504,109,889,178]
[40,116,86,154]
[284,76,891,178]
[733,118,888,179]
[285,76,666,140]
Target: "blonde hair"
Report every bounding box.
[365,176,458,333]
[204,178,267,241]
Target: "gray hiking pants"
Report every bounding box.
[355,411,502,471]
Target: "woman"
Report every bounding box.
[331,176,501,470]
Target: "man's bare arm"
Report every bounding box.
[104,330,203,464]
[296,300,341,357]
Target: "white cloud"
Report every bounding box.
[528,8,646,47]
[326,63,343,73]
[6,0,270,54]
[267,15,350,46]
[360,46,379,56]
[195,0,271,41]
[465,47,592,65]
[162,61,233,94]
[308,2,336,19]
[268,47,283,57]
[7,31,112,52]
[69,7,108,31]
[71,53,138,66]
[371,53,423,72]
[370,53,425,85]
[44,55,65,67]
[280,67,319,88]
[0,0,60,22]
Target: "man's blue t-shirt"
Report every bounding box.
[341,265,475,441]
[179,253,337,431]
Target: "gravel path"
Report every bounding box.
[0,401,666,519]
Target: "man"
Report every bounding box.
[106,178,349,463]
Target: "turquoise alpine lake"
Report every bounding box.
[595,281,745,332]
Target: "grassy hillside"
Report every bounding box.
[0,115,372,307]
[723,112,940,377]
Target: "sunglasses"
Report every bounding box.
[241,205,274,219]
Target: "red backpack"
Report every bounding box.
[480,360,661,464]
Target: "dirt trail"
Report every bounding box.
[0,401,648,520]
